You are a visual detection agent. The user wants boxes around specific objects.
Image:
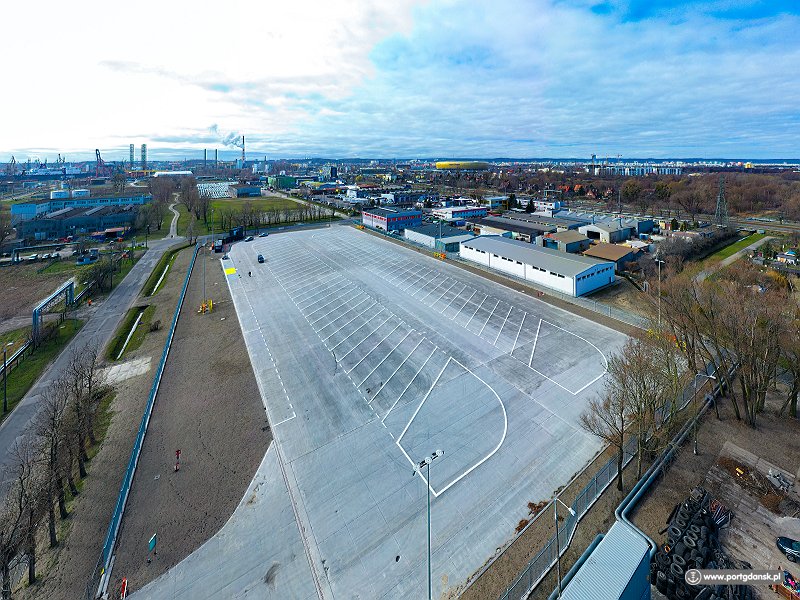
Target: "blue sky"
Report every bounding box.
[2,0,799,160]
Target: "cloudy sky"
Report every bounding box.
[2,0,799,161]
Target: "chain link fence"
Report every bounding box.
[85,243,200,599]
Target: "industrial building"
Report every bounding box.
[503,212,587,232]
[460,235,615,297]
[430,206,488,224]
[434,161,491,170]
[540,230,592,253]
[361,207,422,232]
[578,221,633,243]
[16,206,138,241]
[403,223,475,252]
[11,194,151,223]
[557,211,655,235]
[467,216,550,242]
[582,243,640,271]
[268,175,297,190]
[152,170,193,178]
[229,183,262,198]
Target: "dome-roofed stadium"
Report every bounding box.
[435,161,491,170]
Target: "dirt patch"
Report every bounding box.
[0,262,82,321]
[109,248,271,596]
[16,247,195,600]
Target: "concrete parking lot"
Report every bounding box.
[219,226,627,599]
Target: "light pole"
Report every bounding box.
[554,492,576,598]
[655,258,665,329]
[415,450,444,600]
[693,372,717,455]
[3,342,13,414]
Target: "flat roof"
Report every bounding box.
[462,235,612,278]
[363,207,421,218]
[501,212,586,228]
[406,223,474,240]
[583,243,638,261]
[547,230,590,243]
[561,522,650,600]
[468,216,551,235]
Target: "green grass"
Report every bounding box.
[142,244,190,296]
[708,233,767,262]
[106,305,155,361]
[0,326,31,355]
[0,319,83,423]
[179,196,306,235]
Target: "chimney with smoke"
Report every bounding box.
[242,136,245,165]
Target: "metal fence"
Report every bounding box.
[86,243,200,599]
[497,436,639,600]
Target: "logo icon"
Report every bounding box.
[685,569,702,586]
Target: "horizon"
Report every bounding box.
[3,1,800,160]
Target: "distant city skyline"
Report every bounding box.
[3,0,800,161]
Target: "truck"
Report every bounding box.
[214,239,223,253]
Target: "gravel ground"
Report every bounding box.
[110,249,270,596]
[16,248,195,600]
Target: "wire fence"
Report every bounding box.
[85,243,200,600]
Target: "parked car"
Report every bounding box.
[778,537,800,562]
[257,254,265,263]
[244,236,254,242]
[258,232,269,237]
[41,253,51,260]
[222,254,230,260]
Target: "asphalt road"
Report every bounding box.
[0,233,183,491]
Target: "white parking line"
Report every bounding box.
[371,338,424,404]
[337,315,393,358]
[321,299,375,341]
[293,275,344,303]
[439,284,467,313]
[381,346,437,423]
[359,330,413,387]
[346,323,402,374]
[478,300,500,336]
[309,290,365,326]
[493,305,514,345]
[511,312,527,352]
[285,272,338,298]
[431,281,458,306]
[465,294,488,327]
[418,278,448,301]
[449,289,476,319]
[529,318,543,367]
[400,268,433,291]
[300,283,357,312]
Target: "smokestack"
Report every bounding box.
[215,149,218,166]
[242,136,245,165]
[204,148,207,167]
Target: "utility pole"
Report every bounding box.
[415,450,444,600]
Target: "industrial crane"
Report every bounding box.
[95,149,108,177]
[4,156,15,175]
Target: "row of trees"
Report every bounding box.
[581,262,800,492]
[0,344,107,598]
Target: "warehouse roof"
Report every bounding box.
[468,216,552,236]
[461,235,612,277]
[363,207,421,218]
[560,522,650,600]
[579,221,630,233]
[546,230,590,244]
[583,243,639,262]
[502,212,587,229]
[406,223,474,240]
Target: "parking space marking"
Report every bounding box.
[529,318,543,368]
[478,300,501,336]
[493,305,514,345]
[346,323,402,374]
[381,345,437,423]
[418,278,448,301]
[511,312,526,353]
[358,330,413,387]
[449,289,477,320]
[465,294,488,327]
[439,284,467,313]
[303,285,358,317]
[309,290,365,326]
[370,339,424,405]
[337,315,393,359]
[321,300,376,341]
[431,281,458,306]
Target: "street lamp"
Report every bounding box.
[3,342,14,414]
[414,449,444,600]
[693,372,717,455]
[554,492,576,598]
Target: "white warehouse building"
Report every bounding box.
[460,235,615,297]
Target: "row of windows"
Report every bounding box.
[577,267,613,281]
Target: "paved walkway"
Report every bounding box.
[0,236,183,489]
[695,236,773,282]
[168,202,179,238]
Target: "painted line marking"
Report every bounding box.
[381,345,437,423]
[321,300,376,341]
[529,318,543,368]
[478,299,500,336]
[337,315,393,359]
[440,284,468,313]
[511,312,526,353]
[465,294,488,327]
[359,330,413,387]
[347,323,402,374]
[450,289,477,320]
[493,305,514,346]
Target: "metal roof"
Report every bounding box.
[363,207,421,218]
[461,235,612,278]
[406,223,474,240]
[468,216,552,235]
[547,230,590,244]
[561,521,650,600]
[501,212,587,229]
[583,243,638,262]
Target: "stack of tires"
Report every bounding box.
[651,488,752,600]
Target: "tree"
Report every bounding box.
[9,436,47,587]
[581,383,630,492]
[621,179,642,209]
[779,303,800,418]
[111,172,126,194]
[35,379,70,548]
[87,259,115,292]
[186,215,198,244]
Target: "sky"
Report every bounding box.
[2,0,799,161]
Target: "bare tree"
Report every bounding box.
[581,385,629,492]
[0,212,12,247]
[9,437,46,586]
[0,476,24,600]
[779,301,800,418]
[35,379,70,547]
